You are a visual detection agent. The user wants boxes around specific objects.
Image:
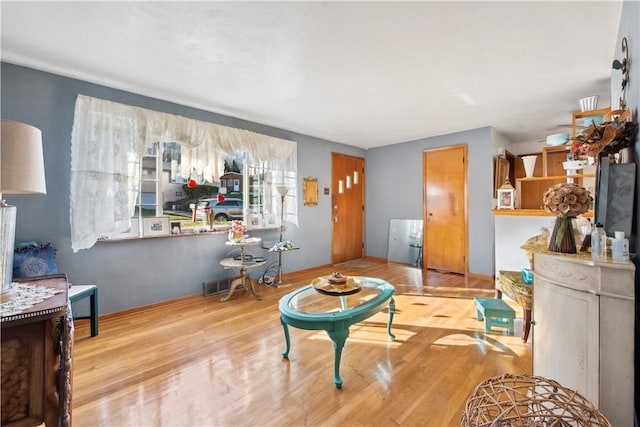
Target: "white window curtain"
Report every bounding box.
[247,155,298,227]
[70,94,296,252]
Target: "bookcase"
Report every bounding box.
[515,145,594,210]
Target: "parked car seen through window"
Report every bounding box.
[197,199,243,222]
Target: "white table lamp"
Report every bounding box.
[1,120,47,300]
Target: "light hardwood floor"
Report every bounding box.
[71,260,532,426]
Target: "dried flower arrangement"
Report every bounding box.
[570,109,637,161]
[542,183,592,253]
[542,183,592,217]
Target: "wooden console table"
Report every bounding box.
[1,274,73,427]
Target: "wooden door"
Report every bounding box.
[423,145,467,274]
[331,153,365,264]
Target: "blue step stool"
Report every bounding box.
[69,284,98,337]
[473,297,515,335]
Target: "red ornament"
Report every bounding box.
[187,179,197,188]
[217,194,225,202]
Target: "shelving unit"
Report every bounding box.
[493,108,610,290]
[542,145,571,176]
[516,174,595,209]
[515,145,595,210]
[572,107,611,137]
[506,107,609,213]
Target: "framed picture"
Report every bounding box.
[494,156,510,198]
[497,188,515,209]
[246,214,264,230]
[263,214,278,228]
[170,221,182,235]
[303,176,318,206]
[143,216,171,237]
[104,217,140,240]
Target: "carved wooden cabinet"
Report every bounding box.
[1,275,73,427]
[531,250,635,427]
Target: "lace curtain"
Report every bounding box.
[70,95,296,252]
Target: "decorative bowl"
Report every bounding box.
[546,133,569,146]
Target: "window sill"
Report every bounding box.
[97,226,281,243]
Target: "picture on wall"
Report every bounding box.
[170,221,182,235]
[247,214,264,230]
[143,217,171,237]
[113,217,140,239]
[263,214,278,228]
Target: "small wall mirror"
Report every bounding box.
[303,177,318,206]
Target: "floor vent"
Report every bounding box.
[202,278,231,297]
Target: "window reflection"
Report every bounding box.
[112,143,293,239]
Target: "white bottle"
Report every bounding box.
[591,223,607,260]
[611,231,630,261]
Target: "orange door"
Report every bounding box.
[423,145,468,274]
[331,153,365,264]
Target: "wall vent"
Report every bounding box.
[202,278,231,297]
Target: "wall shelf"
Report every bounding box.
[517,173,595,182]
[492,208,593,217]
[572,107,611,137]
[515,140,598,210]
[516,175,594,210]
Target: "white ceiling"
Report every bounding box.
[1,1,623,149]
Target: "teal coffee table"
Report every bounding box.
[278,276,395,388]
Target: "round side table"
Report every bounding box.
[220,237,264,302]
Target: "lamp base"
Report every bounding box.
[1,203,17,294]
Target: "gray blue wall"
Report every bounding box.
[365,127,496,276]
[2,62,502,315]
[1,63,362,314]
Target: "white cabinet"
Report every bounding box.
[532,251,635,427]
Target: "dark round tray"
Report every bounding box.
[313,283,362,296]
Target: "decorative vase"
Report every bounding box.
[548,216,576,253]
[522,155,537,177]
[228,231,243,243]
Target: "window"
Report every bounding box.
[70,94,297,251]
[115,144,295,238]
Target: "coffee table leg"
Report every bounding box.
[280,318,291,358]
[387,297,396,341]
[327,329,349,388]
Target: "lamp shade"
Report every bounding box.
[276,185,289,197]
[1,120,47,195]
